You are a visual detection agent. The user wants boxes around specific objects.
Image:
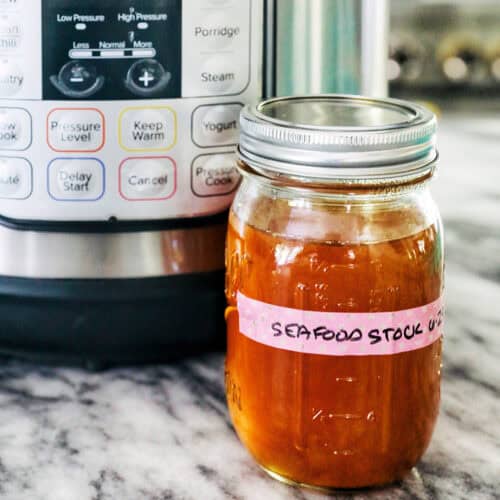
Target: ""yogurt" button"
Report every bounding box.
[119,107,176,152]
[48,158,105,201]
[191,153,240,197]
[0,107,31,150]
[119,157,176,201]
[192,103,242,147]
[47,109,105,152]
[0,156,31,199]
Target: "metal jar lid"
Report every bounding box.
[238,95,438,182]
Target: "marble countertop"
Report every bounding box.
[0,104,499,500]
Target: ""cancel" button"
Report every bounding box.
[119,157,176,201]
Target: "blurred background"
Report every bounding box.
[389,0,500,100]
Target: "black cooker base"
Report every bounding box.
[0,272,225,368]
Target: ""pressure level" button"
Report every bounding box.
[0,156,31,199]
[191,153,240,197]
[47,109,105,152]
[48,158,105,201]
[119,157,176,201]
[119,106,176,152]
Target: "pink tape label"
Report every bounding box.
[237,293,444,356]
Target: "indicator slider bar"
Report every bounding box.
[69,48,156,59]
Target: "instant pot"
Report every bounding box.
[0,0,387,365]
[0,0,264,365]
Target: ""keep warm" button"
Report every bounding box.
[47,108,105,152]
[119,106,176,152]
[119,157,176,201]
[48,158,105,201]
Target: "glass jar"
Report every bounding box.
[225,96,444,489]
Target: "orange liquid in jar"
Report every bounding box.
[225,210,443,489]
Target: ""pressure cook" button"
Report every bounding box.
[47,109,105,152]
[192,103,242,147]
[0,156,31,199]
[119,157,176,201]
[191,153,240,197]
[119,107,176,152]
[0,107,31,150]
[48,158,105,201]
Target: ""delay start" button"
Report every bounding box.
[47,108,105,152]
[48,158,105,201]
[119,157,176,201]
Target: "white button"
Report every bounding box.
[191,153,240,197]
[119,107,176,152]
[193,13,241,51]
[0,18,23,51]
[192,104,241,147]
[200,56,237,95]
[0,0,22,11]
[207,0,233,5]
[120,157,176,201]
[48,158,104,201]
[47,109,105,152]
[0,108,31,150]
[0,156,31,199]
[0,59,23,97]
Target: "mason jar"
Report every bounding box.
[225,95,444,489]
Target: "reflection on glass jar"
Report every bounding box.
[225,95,444,489]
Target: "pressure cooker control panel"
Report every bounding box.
[0,0,262,221]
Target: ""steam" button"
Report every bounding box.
[119,157,176,201]
[48,158,105,201]
[200,56,237,95]
[0,156,31,199]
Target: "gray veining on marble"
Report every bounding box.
[0,104,499,500]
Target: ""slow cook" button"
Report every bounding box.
[0,156,31,199]
[48,158,105,201]
[191,153,240,197]
[0,58,23,96]
[0,107,31,150]
[119,157,176,201]
[119,106,176,152]
[47,108,105,152]
[192,103,241,147]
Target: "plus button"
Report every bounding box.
[139,70,155,87]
